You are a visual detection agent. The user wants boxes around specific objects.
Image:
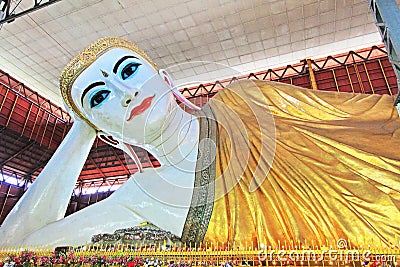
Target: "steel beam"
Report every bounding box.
[0,0,62,25]
[0,70,70,123]
[0,140,35,167]
[368,0,400,114]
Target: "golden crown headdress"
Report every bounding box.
[59,37,158,129]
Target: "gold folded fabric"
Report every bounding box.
[201,80,400,247]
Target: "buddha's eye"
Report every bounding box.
[121,62,141,80]
[89,89,110,108]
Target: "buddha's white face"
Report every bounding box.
[71,48,175,145]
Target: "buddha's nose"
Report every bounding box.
[121,91,139,107]
[104,73,140,107]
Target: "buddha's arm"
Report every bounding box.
[0,120,96,246]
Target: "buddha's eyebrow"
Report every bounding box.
[113,55,139,74]
[81,81,106,106]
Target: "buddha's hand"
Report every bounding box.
[64,104,97,135]
[72,118,97,137]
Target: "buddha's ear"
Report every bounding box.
[97,131,143,173]
[158,68,201,111]
[158,69,175,88]
[97,131,119,146]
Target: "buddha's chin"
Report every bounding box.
[120,130,162,146]
[120,117,166,145]
[120,99,174,144]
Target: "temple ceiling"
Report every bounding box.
[1,0,399,107]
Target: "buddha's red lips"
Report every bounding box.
[126,95,155,121]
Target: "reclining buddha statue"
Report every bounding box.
[0,37,399,248]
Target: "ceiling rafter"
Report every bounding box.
[25,148,52,176]
[0,0,61,26]
[0,140,35,167]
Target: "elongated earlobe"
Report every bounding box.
[97,131,143,173]
[122,142,143,173]
[158,69,201,111]
[98,133,119,146]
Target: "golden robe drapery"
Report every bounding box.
[184,80,400,247]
